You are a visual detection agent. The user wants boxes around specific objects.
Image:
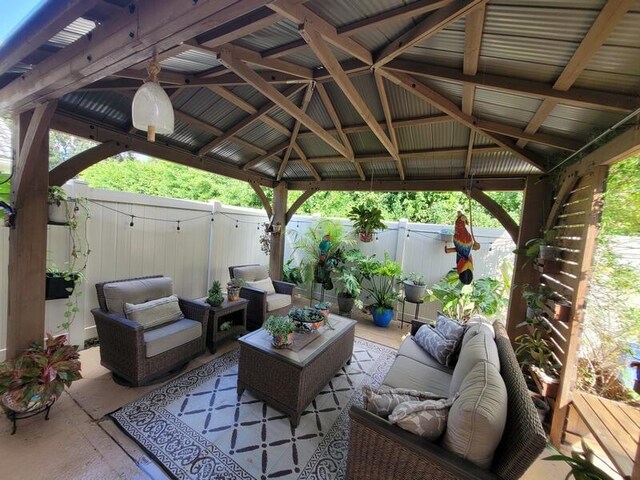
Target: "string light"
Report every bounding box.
[129,215,135,227]
[235,220,239,229]
[176,221,181,232]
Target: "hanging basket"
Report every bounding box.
[359,232,373,243]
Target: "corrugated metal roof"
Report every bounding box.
[161,49,220,74]
[540,105,625,139]
[234,19,300,53]
[349,131,385,155]
[58,91,130,129]
[314,161,359,178]
[362,160,403,178]
[0,118,11,166]
[470,151,539,176]
[210,141,255,165]
[384,79,440,119]
[47,18,96,47]
[297,135,342,158]
[175,88,248,132]
[236,121,287,151]
[304,92,334,130]
[282,161,313,180]
[396,122,469,151]
[403,156,465,178]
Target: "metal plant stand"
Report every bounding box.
[400,298,424,329]
[3,398,56,435]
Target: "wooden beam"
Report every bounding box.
[337,0,454,35]
[286,190,316,224]
[242,141,290,171]
[207,85,257,114]
[301,145,503,163]
[269,182,288,280]
[287,177,525,192]
[479,120,583,151]
[6,107,52,358]
[0,0,103,77]
[268,0,372,65]
[196,6,278,48]
[130,43,193,70]
[278,84,314,180]
[469,188,519,242]
[296,114,452,138]
[545,174,580,232]
[0,0,272,112]
[375,71,405,179]
[301,26,399,166]
[49,141,127,186]
[51,113,276,188]
[464,131,476,177]
[292,143,321,181]
[315,83,366,180]
[219,51,350,158]
[518,0,635,147]
[385,60,640,112]
[249,182,273,218]
[198,84,302,155]
[374,0,486,68]
[380,70,546,171]
[550,166,608,445]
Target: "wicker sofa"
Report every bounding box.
[346,319,546,480]
[228,264,295,331]
[91,275,209,386]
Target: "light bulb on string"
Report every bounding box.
[176,221,181,232]
[235,220,239,229]
[130,215,135,227]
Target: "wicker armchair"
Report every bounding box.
[346,320,546,480]
[228,264,295,331]
[91,275,208,386]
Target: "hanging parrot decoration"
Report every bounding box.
[315,234,337,290]
[445,211,480,285]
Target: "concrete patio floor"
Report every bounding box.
[0,298,569,479]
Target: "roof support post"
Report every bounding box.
[7,103,55,358]
[269,182,288,280]
[505,175,551,343]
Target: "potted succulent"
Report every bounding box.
[47,186,71,224]
[206,280,224,307]
[227,277,245,301]
[314,301,331,319]
[289,307,325,331]
[358,253,402,327]
[402,272,427,303]
[263,315,296,348]
[348,203,387,243]
[0,334,82,433]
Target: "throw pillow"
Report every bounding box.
[389,395,456,440]
[124,294,184,330]
[413,325,458,366]
[442,361,508,469]
[435,312,466,367]
[362,384,446,418]
[245,277,276,295]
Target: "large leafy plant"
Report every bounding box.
[358,253,403,310]
[0,334,82,411]
[348,203,387,238]
[426,269,506,321]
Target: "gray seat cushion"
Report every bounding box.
[233,265,268,282]
[266,293,292,311]
[103,277,173,315]
[143,318,202,358]
[397,336,454,374]
[449,330,500,397]
[382,356,452,397]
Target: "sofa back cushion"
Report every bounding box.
[233,265,268,282]
[103,277,173,315]
[449,329,499,397]
[124,294,184,329]
[461,317,495,348]
[442,361,508,469]
[246,277,276,294]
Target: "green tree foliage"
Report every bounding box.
[601,155,640,236]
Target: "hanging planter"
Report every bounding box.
[48,186,70,224]
[554,301,572,323]
[45,272,78,300]
[348,203,386,243]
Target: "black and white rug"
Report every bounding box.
[110,338,396,480]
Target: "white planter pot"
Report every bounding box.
[48,201,69,224]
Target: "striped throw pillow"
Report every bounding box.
[124,295,184,330]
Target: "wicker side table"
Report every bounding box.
[199,297,249,354]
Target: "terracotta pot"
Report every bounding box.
[227,286,240,301]
[531,367,559,398]
[359,232,373,243]
[554,302,571,322]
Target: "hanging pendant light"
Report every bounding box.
[132,52,174,142]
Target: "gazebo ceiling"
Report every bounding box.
[0,0,638,189]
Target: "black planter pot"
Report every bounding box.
[45,274,77,300]
[337,295,355,314]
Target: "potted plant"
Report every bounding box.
[263,315,296,348]
[402,272,427,303]
[348,203,387,243]
[289,307,325,331]
[47,186,70,224]
[206,280,224,307]
[335,271,362,315]
[358,252,402,327]
[45,265,79,300]
[515,329,560,398]
[283,258,303,285]
[227,278,245,301]
[513,230,558,264]
[314,301,331,319]
[544,450,615,479]
[0,334,82,433]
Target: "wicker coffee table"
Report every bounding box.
[237,315,356,427]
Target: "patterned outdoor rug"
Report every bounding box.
[110,338,396,480]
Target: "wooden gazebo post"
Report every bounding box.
[269,182,288,280]
[6,102,56,358]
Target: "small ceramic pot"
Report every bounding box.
[227,286,240,301]
[271,333,293,349]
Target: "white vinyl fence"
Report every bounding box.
[0,180,514,360]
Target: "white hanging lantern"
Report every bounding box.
[132,53,174,142]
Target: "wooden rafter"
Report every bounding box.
[385,60,639,112]
[315,83,366,181]
[278,84,315,181]
[301,26,399,170]
[49,141,127,186]
[196,6,278,48]
[462,4,485,177]
[0,0,272,111]
[518,0,634,148]
[374,71,405,179]
[249,182,273,218]
[219,50,350,158]
[51,114,276,187]
[0,0,104,77]
[268,0,372,65]
[198,84,303,156]
[380,70,546,171]
[242,141,290,171]
[292,143,321,181]
[285,190,317,224]
[374,0,486,68]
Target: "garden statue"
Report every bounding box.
[445,211,480,285]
